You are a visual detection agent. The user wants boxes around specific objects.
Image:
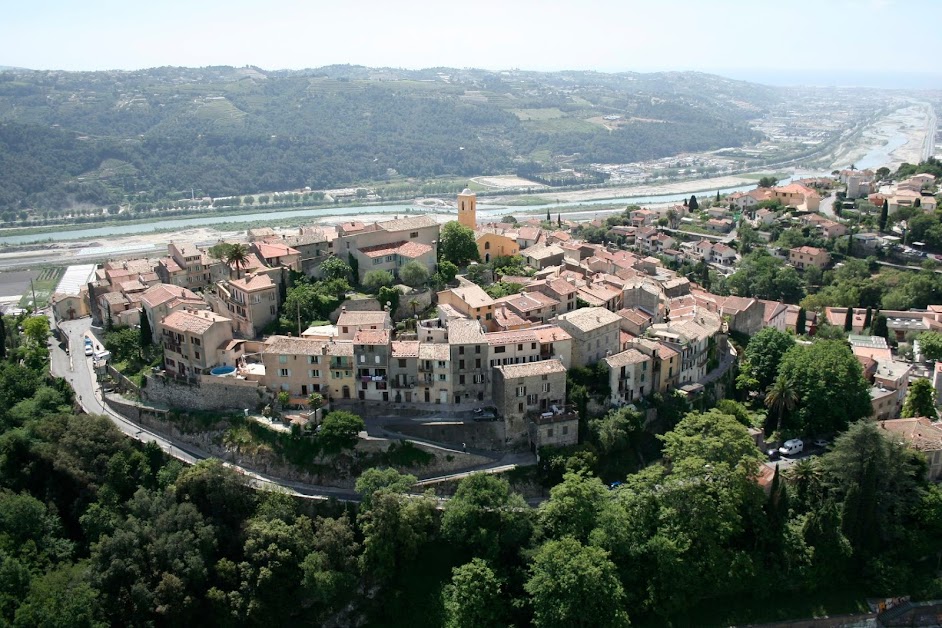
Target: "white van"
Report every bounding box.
[778,439,804,457]
[93,350,112,362]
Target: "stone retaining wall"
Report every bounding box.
[142,373,268,411]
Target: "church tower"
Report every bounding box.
[457,188,477,229]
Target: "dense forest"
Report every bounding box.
[0,65,770,215]
[2,312,942,626]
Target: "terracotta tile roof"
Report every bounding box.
[419,343,450,361]
[359,240,433,259]
[557,307,622,332]
[265,335,327,356]
[391,341,420,358]
[880,418,942,451]
[604,348,650,367]
[447,319,487,344]
[255,242,300,259]
[378,215,438,232]
[517,226,542,241]
[229,273,275,292]
[337,310,389,327]
[496,360,567,378]
[140,284,201,309]
[161,309,230,334]
[531,325,572,343]
[493,306,528,329]
[354,329,390,345]
[442,283,494,309]
[100,291,128,305]
[485,329,537,345]
[494,291,558,313]
[326,341,354,356]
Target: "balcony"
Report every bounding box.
[527,403,578,424]
[360,375,387,383]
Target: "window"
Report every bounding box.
[475,359,481,368]
[270,305,276,315]
[438,374,446,381]
[437,360,446,368]
[542,382,551,393]
[193,338,201,347]
[562,425,569,435]
[515,386,525,397]
[527,394,538,405]
[459,375,465,385]
[494,346,506,354]
[475,345,481,354]
[459,346,465,355]
[253,294,261,304]
[531,343,536,350]
[309,356,319,364]
[398,359,407,367]
[386,255,395,262]
[459,360,465,369]
[547,428,554,438]
[311,370,320,378]
[410,231,418,238]
[194,351,201,360]
[279,368,290,377]
[373,258,382,265]
[517,344,523,351]
[484,241,490,250]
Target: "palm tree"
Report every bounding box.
[226,243,249,279]
[666,208,679,229]
[787,457,821,509]
[408,298,420,317]
[765,377,798,437]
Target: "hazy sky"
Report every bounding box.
[3,0,941,81]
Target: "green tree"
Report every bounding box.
[224,243,249,279]
[525,537,629,628]
[688,194,699,211]
[796,307,807,335]
[399,260,429,288]
[589,406,643,455]
[319,256,352,282]
[103,327,139,363]
[362,270,395,293]
[354,468,417,508]
[307,392,324,411]
[879,199,889,232]
[442,558,506,628]
[438,260,459,283]
[440,222,480,266]
[871,314,888,339]
[358,490,437,583]
[208,242,235,262]
[774,340,872,435]
[300,515,359,620]
[758,176,779,188]
[538,471,608,542]
[13,563,105,628]
[660,409,763,469]
[765,377,799,436]
[318,410,364,451]
[739,327,795,393]
[22,316,49,347]
[441,473,531,560]
[918,331,942,360]
[726,250,804,302]
[902,378,937,418]
[377,285,400,317]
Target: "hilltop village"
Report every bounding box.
[41,162,942,471]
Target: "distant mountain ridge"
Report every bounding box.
[0,64,775,214]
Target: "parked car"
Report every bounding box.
[84,344,94,356]
[766,447,781,461]
[778,439,804,457]
[813,437,829,449]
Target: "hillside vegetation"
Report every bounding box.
[0,65,773,215]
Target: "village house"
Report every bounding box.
[603,348,654,405]
[336,308,392,340]
[261,335,330,401]
[158,309,234,378]
[789,246,830,270]
[353,329,391,402]
[215,272,280,338]
[879,418,942,481]
[492,359,572,448]
[140,283,207,344]
[438,281,496,328]
[555,307,622,367]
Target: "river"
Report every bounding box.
[0,181,771,246]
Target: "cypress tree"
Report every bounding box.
[716,190,721,202]
[879,199,889,232]
[0,316,6,360]
[844,307,854,332]
[557,213,562,227]
[863,306,873,331]
[871,314,888,339]
[139,313,152,350]
[689,195,699,211]
[795,308,806,336]
[546,209,551,223]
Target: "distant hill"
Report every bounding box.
[0,65,776,215]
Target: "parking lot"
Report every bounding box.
[762,440,829,472]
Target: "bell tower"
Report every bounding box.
[457,188,477,229]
